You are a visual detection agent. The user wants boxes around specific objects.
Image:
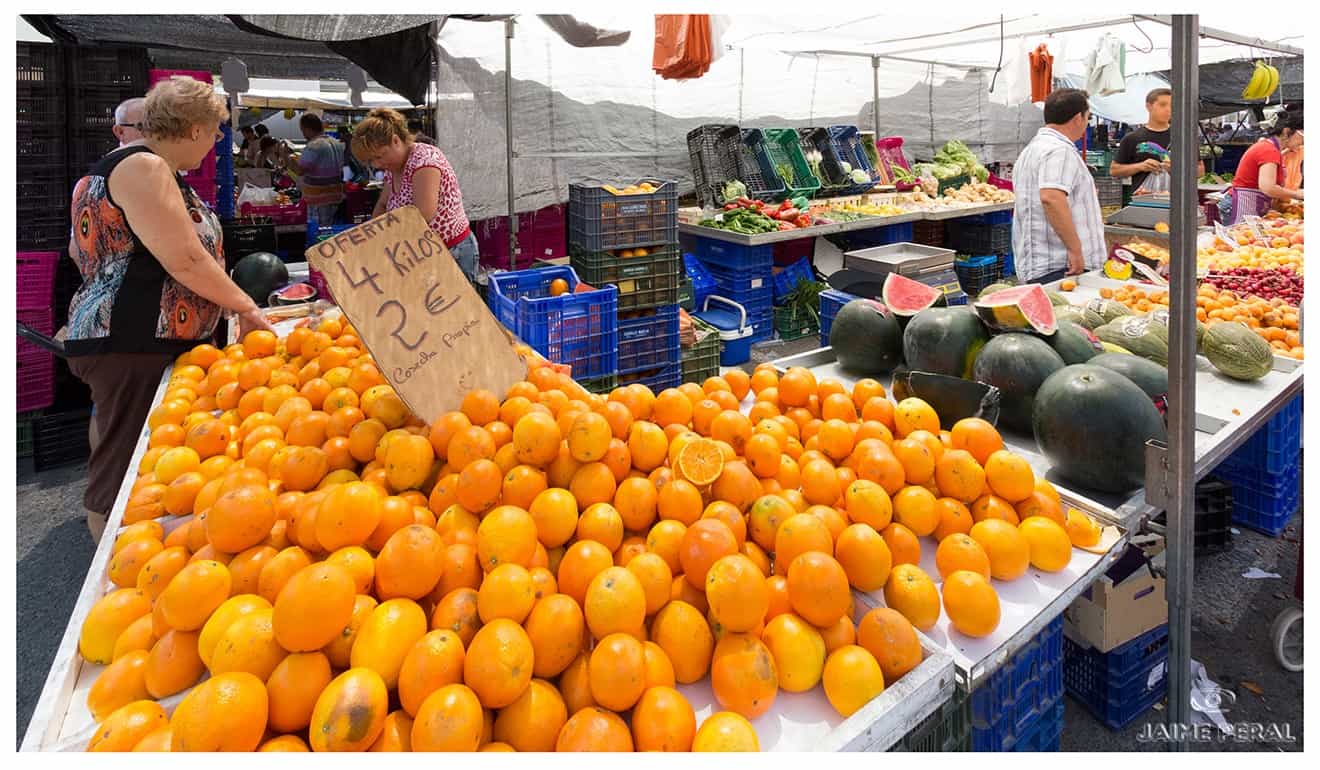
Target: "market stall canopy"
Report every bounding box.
[216,81,417,111]
[1056,72,1172,125]
[1154,56,1303,119]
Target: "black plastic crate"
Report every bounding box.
[222,220,280,268]
[67,46,149,89]
[570,245,682,313]
[17,214,71,251]
[16,87,67,138]
[796,127,853,197]
[954,254,1005,298]
[1195,477,1234,553]
[17,132,66,165]
[53,252,82,328]
[16,164,71,215]
[17,410,45,459]
[912,220,946,247]
[948,222,1013,255]
[68,131,120,176]
[567,179,678,252]
[891,691,970,752]
[67,84,137,133]
[33,409,93,472]
[18,42,65,86]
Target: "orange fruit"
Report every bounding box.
[676,437,725,486]
[777,367,817,408]
[941,570,1001,637]
[691,711,759,752]
[772,513,833,575]
[893,397,939,438]
[702,501,748,548]
[949,418,1004,465]
[983,450,1034,503]
[1065,508,1103,547]
[822,645,886,717]
[935,533,992,580]
[476,505,539,571]
[584,566,647,639]
[272,562,356,651]
[971,493,1020,525]
[650,600,715,684]
[834,523,893,592]
[933,448,985,504]
[800,458,841,507]
[710,632,778,720]
[1018,516,1073,571]
[883,563,941,630]
[881,522,921,566]
[555,707,634,751]
[857,607,922,683]
[760,612,826,692]
[577,502,625,552]
[631,685,696,751]
[892,437,935,485]
[705,555,768,633]
[969,519,1030,581]
[569,462,617,510]
[785,551,850,628]
[892,485,939,537]
[1014,491,1065,526]
[932,497,974,542]
[679,519,738,590]
[588,632,647,712]
[478,563,536,624]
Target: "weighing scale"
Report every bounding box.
[830,243,957,298]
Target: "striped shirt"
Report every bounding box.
[1011,127,1107,281]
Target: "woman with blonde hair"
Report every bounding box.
[352,108,478,279]
[65,75,273,541]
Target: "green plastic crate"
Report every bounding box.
[773,305,819,341]
[678,278,695,311]
[17,410,43,458]
[937,174,971,196]
[681,317,721,384]
[579,373,618,395]
[890,692,970,752]
[763,128,822,199]
[569,245,681,312]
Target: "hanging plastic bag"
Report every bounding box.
[652,15,689,75]
[237,183,278,208]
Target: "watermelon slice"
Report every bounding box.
[881,273,943,316]
[973,284,1057,335]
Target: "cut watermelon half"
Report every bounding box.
[882,273,943,316]
[973,284,1058,335]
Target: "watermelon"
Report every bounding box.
[902,307,990,379]
[1089,353,1169,402]
[1049,321,1104,364]
[973,284,1057,335]
[231,252,289,307]
[830,299,904,375]
[971,333,1066,433]
[1032,364,1167,494]
[269,282,318,306]
[895,371,1001,429]
[882,273,943,316]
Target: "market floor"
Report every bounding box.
[13,452,1305,752]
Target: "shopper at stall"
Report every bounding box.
[64,76,273,542]
[1110,88,1172,196]
[352,107,478,280]
[1010,88,1106,283]
[296,113,346,225]
[1220,108,1305,224]
[238,125,259,164]
[113,97,145,147]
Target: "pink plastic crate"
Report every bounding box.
[17,251,59,309]
[988,173,1014,191]
[149,69,213,85]
[308,267,334,304]
[17,307,55,412]
[240,200,307,226]
[476,203,566,270]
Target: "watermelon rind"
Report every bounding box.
[902,307,990,379]
[882,273,943,316]
[973,284,1058,335]
[1049,321,1104,364]
[830,299,904,375]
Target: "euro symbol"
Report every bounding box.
[425,284,460,315]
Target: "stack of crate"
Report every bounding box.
[17,251,59,458]
[17,43,69,251]
[692,240,774,344]
[569,180,682,392]
[1211,394,1302,536]
[948,211,1014,287]
[66,47,150,180]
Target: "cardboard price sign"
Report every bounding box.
[305,206,526,423]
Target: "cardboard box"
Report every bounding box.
[1064,567,1168,654]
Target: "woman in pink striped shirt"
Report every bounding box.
[350,108,478,280]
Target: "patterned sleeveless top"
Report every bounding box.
[66,146,226,356]
[384,142,471,247]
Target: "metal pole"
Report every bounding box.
[871,56,881,138]
[1165,13,1199,750]
[505,17,517,271]
[431,21,441,144]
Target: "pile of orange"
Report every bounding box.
[80,319,1103,752]
[1194,286,1303,359]
[1097,285,1169,314]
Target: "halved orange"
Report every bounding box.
[677,438,725,487]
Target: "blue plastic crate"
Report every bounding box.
[488,266,618,379]
[970,210,1014,226]
[1003,252,1016,278]
[1215,461,1300,536]
[954,253,1005,297]
[682,253,717,309]
[838,223,916,250]
[826,125,881,194]
[1218,394,1302,475]
[1012,700,1064,751]
[970,614,1064,751]
[772,258,816,304]
[705,284,773,315]
[1064,624,1169,731]
[307,223,356,247]
[704,262,773,294]
[693,238,774,271]
[618,361,682,392]
[818,288,859,344]
[618,305,681,374]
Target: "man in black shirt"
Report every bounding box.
[1110,88,1172,198]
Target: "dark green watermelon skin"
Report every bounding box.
[1032,364,1168,494]
[901,371,1002,430]
[971,334,1065,433]
[1089,353,1169,401]
[830,299,904,374]
[231,252,289,307]
[1049,321,1104,365]
[902,307,989,380]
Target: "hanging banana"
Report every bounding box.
[1242,60,1269,100]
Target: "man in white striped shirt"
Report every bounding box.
[1011,89,1107,284]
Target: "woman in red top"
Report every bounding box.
[1221,108,1304,224]
[351,108,478,280]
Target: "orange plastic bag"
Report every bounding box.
[652,15,689,75]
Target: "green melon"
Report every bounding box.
[901,307,990,379]
[971,333,1066,433]
[1089,353,1169,402]
[829,299,904,374]
[1095,316,1170,365]
[1047,291,1072,306]
[1049,321,1104,364]
[977,282,1015,299]
[1084,298,1134,325]
[1201,321,1273,381]
[1033,364,1168,494]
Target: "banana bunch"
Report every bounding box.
[1242,60,1280,100]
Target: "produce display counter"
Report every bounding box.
[678,202,1016,247]
[767,347,1132,688]
[25,358,958,753]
